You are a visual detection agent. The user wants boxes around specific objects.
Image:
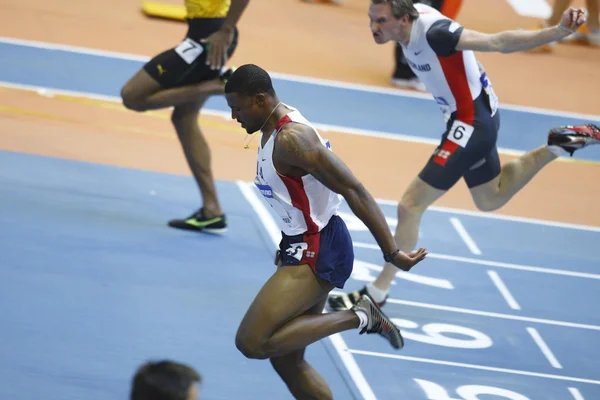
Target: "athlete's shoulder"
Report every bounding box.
[412,3,453,42]
[276,122,320,157]
[277,121,315,144]
[425,18,464,57]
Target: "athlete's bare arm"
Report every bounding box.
[456,7,586,53]
[273,123,427,271]
[201,0,251,70]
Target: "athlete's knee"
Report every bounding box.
[397,180,436,217]
[171,106,199,129]
[471,183,506,212]
[235,332,270,360]
[473,196,504,212]
[397,197,428,220]
[120,84,147,112]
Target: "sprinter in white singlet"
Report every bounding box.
[224,64,427,400]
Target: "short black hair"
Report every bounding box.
[224,64,276,97]
[130,360,201,400]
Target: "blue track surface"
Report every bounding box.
[1,39,599,162]
[1,150,599,399]
[1,38,599,400]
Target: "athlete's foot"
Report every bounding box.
[168,207,228,233]
[328,285,388,311]
[547,123,600,156]
[352,295,403,350]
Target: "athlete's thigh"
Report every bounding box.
[142,23,238,89]
[401,175,447,210]
[237,264,333,341]
[420,95,499,191]
[464,144,501,189]
[418,132,470,192]
[141,44,202,89]
[121,66,163,101]
[270,296,328,365]
[464,108,501,191]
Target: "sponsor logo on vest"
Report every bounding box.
[407,59,431,72]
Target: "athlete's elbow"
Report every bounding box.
[488,36,509,53]
[492,34,522,54]
[341,183,367,205]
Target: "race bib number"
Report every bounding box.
[447,120,474,148]
[174,38,204,64]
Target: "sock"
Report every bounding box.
[354,309,368,330]
[366,283,388,304]
[547,145,569,157]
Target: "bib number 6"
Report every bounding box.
[448,120,474,148]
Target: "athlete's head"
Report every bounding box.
[369,0,418,44]
[130,360,201,400]
[224,64,278,134]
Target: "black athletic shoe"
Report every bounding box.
[168,208,227,234]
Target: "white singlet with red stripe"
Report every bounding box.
[254,106,342,236]
[400,3,498,123]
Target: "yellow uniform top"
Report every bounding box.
[185,0,231,19]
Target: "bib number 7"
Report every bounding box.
[174,38,204,64]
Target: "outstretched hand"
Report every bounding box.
[390,248,428,271]
[560,7,587,33]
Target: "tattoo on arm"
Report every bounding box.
[275,124,360,195]
[275,124,398,254]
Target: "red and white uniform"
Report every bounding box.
[400,3,498,123]
[254,106,342,236]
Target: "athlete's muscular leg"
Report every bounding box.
[236,264,359,360]
[120,69,224,112]
[171,98,223,217]
[470,146,557,212]
[269,297,333,400]
[370,176,445,293]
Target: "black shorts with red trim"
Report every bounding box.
[143,18,239,89]
[278,215,354,289]
[419,90,501,191]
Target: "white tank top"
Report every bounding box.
[401,3,498,122]
[254,107,342,236]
